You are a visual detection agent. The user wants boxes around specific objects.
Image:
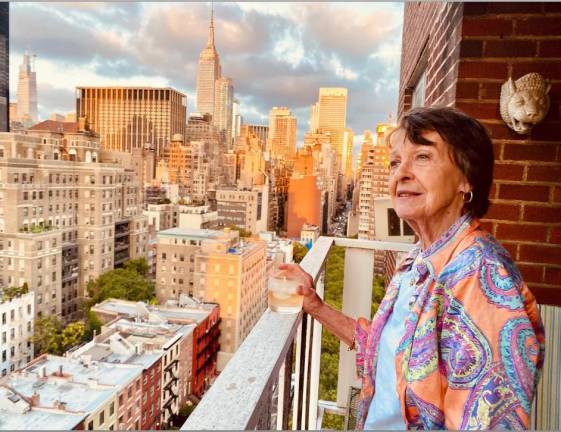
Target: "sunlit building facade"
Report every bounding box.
[196,11,221,117]
[267,107,296,159]
[75,87,187,160]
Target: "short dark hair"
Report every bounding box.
[396,106,494,218]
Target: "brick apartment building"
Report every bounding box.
[399,2,561,304]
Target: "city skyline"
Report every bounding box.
[8,2,403,156]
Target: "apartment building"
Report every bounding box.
[0,123,147,320]
[156,227,266,369]
[0,290,34,377]
[70,328,163,431]
[216,185,268,234]
[0,354,143,431]
[91,297,220,399]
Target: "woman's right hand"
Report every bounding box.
[277,263,323,315]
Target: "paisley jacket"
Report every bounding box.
[355,215,545,430]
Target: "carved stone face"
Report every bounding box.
[500,73,551,135]
[506,89,549,134]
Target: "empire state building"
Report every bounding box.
[196,9,221,117]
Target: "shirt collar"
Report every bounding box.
[396,213,478,280]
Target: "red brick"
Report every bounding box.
[479,83,502,100]
[455,101,499,120]
[512,61,561,80]
[503,144,558,162]
[529,123,561,142]
[519,244,561,265]
[529,286,561,307]
[516,17,561,36]
[493,143,502,159]
[554,187,561,203]
[527,165,561,182]
[484,123,527,140]
[502,241,519,260]
[499,184,550,202]
[545,267,561,285]
[460,40,483,58]
[463,3,489,16]
[544,3,561,12]
[523,205,561,223]
[494,163,525,181]
[489,183,497,200]
[518,263,544,284]
[479,220,494,234]
[552,227,561,244]
[455,81,479,99]
[496,222,549,242]
[462,18,513,37]
[484,40,536,58]
[489,3,543,13]
[458,61,509,80]
[486,202,521,221]
[540,40,561,58]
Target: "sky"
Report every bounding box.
[9,2,404,156]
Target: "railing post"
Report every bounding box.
[308,270,325,429]
[337,247,374,407]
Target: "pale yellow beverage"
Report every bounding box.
[268,274,303,313]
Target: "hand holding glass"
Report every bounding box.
[268,271,303,313]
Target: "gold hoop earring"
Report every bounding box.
[464,191,474,204]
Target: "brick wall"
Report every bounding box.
[399,2,561,304]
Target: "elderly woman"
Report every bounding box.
[281,107,544,430]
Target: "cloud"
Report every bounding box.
[9,2,403,146]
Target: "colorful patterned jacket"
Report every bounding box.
[355,215,545,430]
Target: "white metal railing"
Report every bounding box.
[181,236,412,430]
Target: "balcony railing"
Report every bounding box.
[182,236,412,430]
[182,235,561,430]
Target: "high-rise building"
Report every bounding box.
[342,128,354,181]
[75,87,187,160]
[214,77,233,147]
[313,88,347,168]
[231,98,242,143]
[267,107,296,159]
[245,124,268,148]
[15,53,38,128]
[196,8,221,117]
[0,3,8,132]
[0,123,148,322]
[286,174,323,238]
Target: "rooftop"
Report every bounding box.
[158,227,225,240]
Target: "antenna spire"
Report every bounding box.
[207,1,215,48]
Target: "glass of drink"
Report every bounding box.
[268,271,303,314]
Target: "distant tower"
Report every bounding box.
[0,3,8,132]
[16,53,38,127]
[196,4,221,118]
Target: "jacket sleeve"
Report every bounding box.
[354,317,371,378]
[440,258,545,430]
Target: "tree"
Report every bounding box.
[1,282,29,301]
[293,242,308,263]
[32,316,64,355]
[226,224,252,238]
[86,259,155,306]
[62,322,85,351]
[84,310,102,342]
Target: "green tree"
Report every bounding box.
[86,260,155,306]
[84,310,102,342]
[293,242,308,264]
[226,224,252,238]
[62,322,85,351]
[1,282,29,301]
[32,316,64,355]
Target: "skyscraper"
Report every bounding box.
[0,3,8,132]
[196,7,221,117]
[76,87,186,160]
[314,87,348,170]
[214,76,233,145]
[16,53,38,127]
[267,107,297,159]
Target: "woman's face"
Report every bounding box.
[388,128,470,231]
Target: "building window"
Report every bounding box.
[411,69,426,108]
[110,402,115,415]
[87,421,94,430]
[99,410,105,425]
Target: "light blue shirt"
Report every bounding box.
[364,266,417,430]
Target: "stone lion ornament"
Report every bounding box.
[500,72,551,134]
